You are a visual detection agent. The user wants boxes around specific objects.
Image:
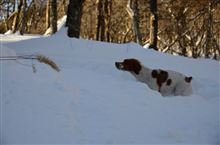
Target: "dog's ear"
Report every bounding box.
[123,59,141,74]
[132,60,141,74]
[133,64,141,74]
[152,70,158,78]
[185,76,193,83]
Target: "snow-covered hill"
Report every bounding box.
[0,27,219,144]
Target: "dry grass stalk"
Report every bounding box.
[36,55,60,72]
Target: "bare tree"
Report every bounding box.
[62,0,68,14]
[20,0,27,35]
[46,0,50,29]
[149,0,158,50]
[45,0,57,34]
[127,0,142,45]
[12,0,23,33]
[50,0,57,34]
[176,6,188,56]
[6,0,11,18]
[66,0,85,38]
[96,0,105,41]
[105,0,112,42]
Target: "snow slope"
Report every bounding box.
[0,33,42,43]
[1,27,219,144]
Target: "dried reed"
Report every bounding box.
[36,54,60,72]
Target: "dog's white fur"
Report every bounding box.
[116,59,193,96]
[132,66,193,96]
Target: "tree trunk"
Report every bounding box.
[66,0,85,38]
[205,2,213,58]
[149,0,158,50]
[96,0,112,42]
[104,0,112,42]
[12,0,23,33]
[20,0,27,35]
[127,0,142,45]
[6,1,10,18]
[62,0,68,14]
[133,0,142,45]
[26,0,35,33]
[177,7,188,56]
[96,0,105,41]
[46,0,51,29]
[50,0,57,34]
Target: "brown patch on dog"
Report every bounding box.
[185,77,192,83]
[166,79,172,86]
[151,70,158,78]
[152,70,169,91]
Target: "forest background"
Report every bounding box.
[0,0,220,59]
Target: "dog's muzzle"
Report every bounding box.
[115,62,124,70]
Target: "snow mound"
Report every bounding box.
[0,46,16,57]
[143,43,150,49]
[1,27,219,144]
[4,30,13,35]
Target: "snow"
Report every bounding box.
[0,33,42,43]
[4,30,13,35]
[0,26,220,144]
[143,43,150,49]
[44,16,67,36]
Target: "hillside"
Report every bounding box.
[0,27,219,144]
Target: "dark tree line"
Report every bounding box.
[0,0,220,59]
[0,0,66,34]
[66,0,158,50]
[65,0,220,59]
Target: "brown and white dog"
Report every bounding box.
[115,58,193,96]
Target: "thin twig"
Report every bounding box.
[0,54,60,72]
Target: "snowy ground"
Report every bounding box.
[0,33,42,43]
[0,27,220,144]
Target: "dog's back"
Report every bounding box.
[139,68,193,96]
[159,70,193,96]
[115,58,193,96]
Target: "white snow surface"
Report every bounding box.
[0,27,220,144]
[44,16,67,36]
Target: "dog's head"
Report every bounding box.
[115,58,141,74]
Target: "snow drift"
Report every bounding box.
[0,27,219,144]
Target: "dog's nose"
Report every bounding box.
[115,62,123,69]
[115,62,120,69]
